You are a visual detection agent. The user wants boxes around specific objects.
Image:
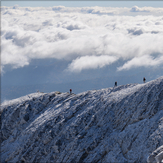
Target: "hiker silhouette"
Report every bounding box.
[143,77,146,83]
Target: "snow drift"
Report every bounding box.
[1,77,163,162]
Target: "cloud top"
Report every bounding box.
[1,6,163,73]
[118,55,163,71]
[68,55,118,72]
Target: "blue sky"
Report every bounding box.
[2,1,163,8]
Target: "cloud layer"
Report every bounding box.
[118,54,163,71]
[1,5,163,73]
[68,55,118,72]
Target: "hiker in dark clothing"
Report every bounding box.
[143,77,146,83]
[70,89,72,94]
[115,81,117,87]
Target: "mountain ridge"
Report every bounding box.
[1,76,163,162]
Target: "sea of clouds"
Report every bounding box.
[1,5,163,74]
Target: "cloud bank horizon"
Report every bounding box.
[1,5,163,74]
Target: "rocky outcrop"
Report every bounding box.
[1,77,163,163]
[148,145,163,163]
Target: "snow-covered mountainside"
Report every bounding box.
[1,77,163,163]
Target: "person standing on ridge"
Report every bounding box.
[70,89,72,94]
[115,81,117,87]
[143,77,146,83]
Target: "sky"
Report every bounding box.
[1,1,163,101]
[2,1,163,8]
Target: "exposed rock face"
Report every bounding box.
[147,145,163,163]
[1,77,163,163]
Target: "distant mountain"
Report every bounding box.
[1,76,163,162]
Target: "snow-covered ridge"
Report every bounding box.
[1,76,163,162]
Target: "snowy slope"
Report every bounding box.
[1,77,163,163]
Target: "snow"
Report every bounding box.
[1,76,163,162]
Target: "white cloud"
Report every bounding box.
[118,55,163,71]
[130,6,150,12]
[68,55,118,72]
[52,6,66,11]
[130,6,163,15]
[57,20,88,31]
[1,6,163,73]
[1,38,29,68]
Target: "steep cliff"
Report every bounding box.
[1,77,163,163]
